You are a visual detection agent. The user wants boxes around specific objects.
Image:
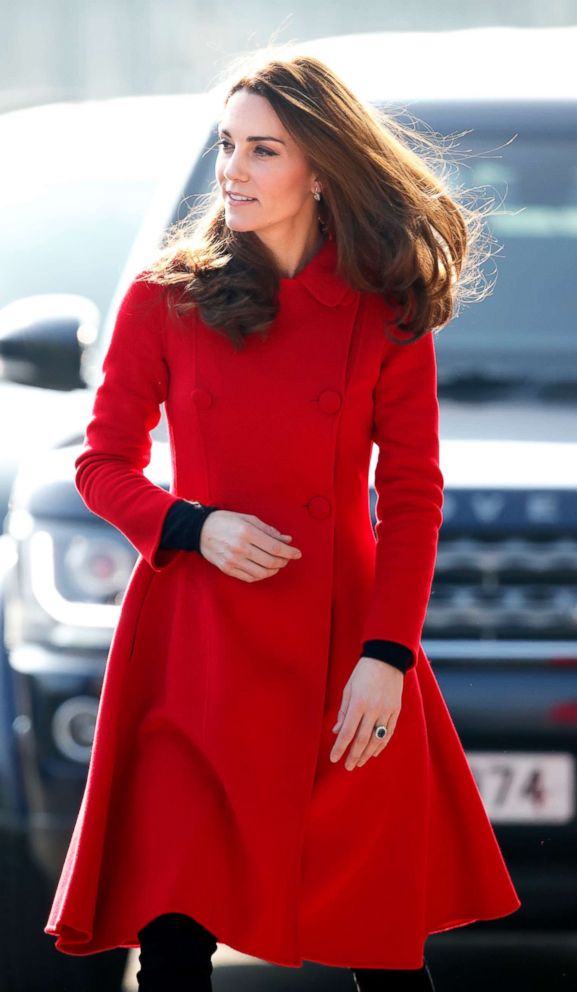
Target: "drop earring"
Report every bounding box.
[313,185,330,237]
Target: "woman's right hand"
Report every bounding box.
[199,510,303,582]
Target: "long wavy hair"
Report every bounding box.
[141,48,497,350]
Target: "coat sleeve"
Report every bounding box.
[360,327,445,671]
[74,274,183,572]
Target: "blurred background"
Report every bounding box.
[0,0,575,111]
[0,4,576,992]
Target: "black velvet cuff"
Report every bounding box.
[159,499,220,553]
[361,639,413,674]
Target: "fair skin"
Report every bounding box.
[200,88,404,771]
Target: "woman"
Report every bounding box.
[44,49,521,991]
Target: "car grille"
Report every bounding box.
[425,534,577,642]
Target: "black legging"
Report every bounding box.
[136,912,437,990]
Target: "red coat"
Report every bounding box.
[45,236,521,969]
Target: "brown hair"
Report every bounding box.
[141,48,497,350]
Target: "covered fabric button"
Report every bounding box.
[191,387,213,409]
[307,496,332,519]
[317,389,342,414]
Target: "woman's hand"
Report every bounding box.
[199,510,302,581]
[330,658,404,770]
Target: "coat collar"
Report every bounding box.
[279,235,356,307]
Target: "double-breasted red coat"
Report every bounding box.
[45,235,521,969]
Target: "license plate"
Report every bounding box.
[465,752,575,824]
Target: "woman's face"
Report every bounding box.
[215,88,319,242]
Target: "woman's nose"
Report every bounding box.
[223,151,249,182]
[224,167,249,183]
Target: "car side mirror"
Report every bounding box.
[0,294,100,391]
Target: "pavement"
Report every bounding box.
[122,930,577,991]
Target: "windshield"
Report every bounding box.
[438,133,576,354]
[183,122,575,363]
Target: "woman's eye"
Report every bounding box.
[216,139,275,157]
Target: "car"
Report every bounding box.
[1,25,576,989]
[0,92,211,532]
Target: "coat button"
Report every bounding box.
[191,387,213,409]
[307,496,332,519]
[317,389,342,414]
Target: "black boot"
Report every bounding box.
[351,958,436,991]
[136,911,218,991]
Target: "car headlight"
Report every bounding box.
[46,528,133,602]
[5,514,137,650]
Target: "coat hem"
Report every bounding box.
[44,893,522,969]
[425,893,522,938]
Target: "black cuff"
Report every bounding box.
[361,639,413,674]
[159,500,220,553]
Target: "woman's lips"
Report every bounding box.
[226,191,257,204]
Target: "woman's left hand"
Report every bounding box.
[330,657,404,770]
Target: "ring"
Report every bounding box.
[374,724,387,740]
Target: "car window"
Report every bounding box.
[441,133,576,354]
[0,178,157,314]
[0,96,207,316]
